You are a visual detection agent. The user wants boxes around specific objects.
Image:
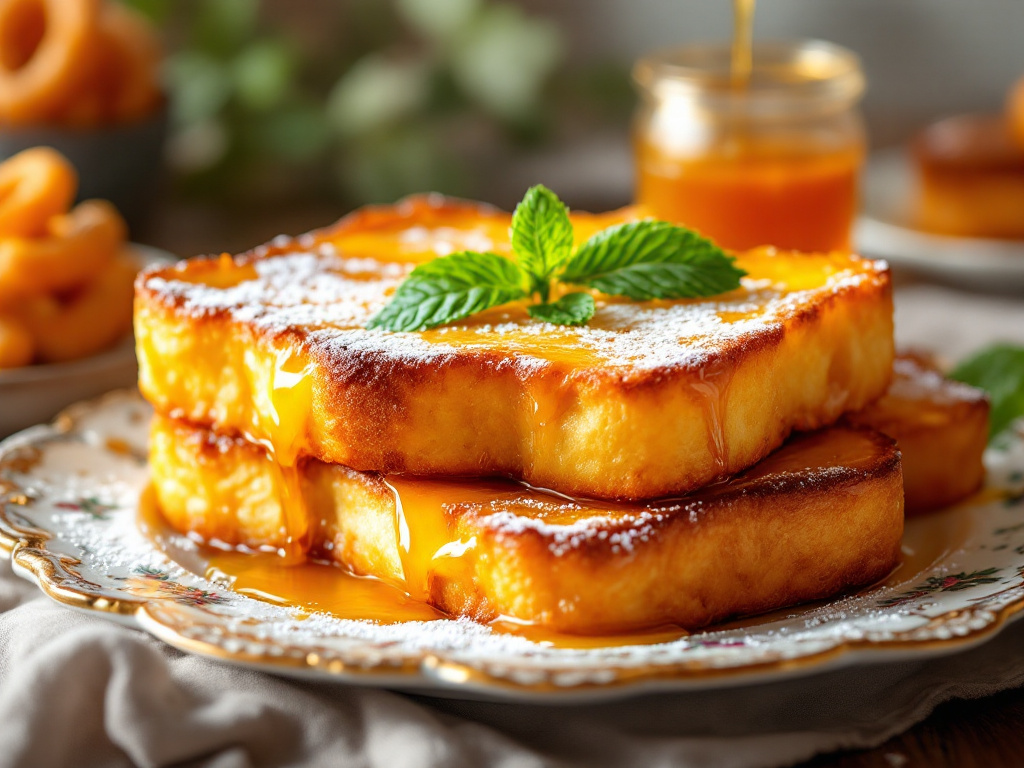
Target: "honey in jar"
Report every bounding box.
[633,39,866,252]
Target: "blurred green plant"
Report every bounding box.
[120,0,606,206]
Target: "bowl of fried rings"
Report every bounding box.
[0,142,173,437]
[0,0,166,231]
[0,243,172,442]
[0,242,173,438]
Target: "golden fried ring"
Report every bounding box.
[0,147,77,237]
[0,0,100,124]
[48,13,110,127]
[98,2,161,122]
[23,250,136,363]
[0,313,33,367]
[0,198,125,303]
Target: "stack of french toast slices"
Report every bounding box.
[135,196,991,634]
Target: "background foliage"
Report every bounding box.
[120,0,630,207]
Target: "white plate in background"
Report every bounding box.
[855,148,1024,292]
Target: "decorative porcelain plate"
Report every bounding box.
[2,391,1024,703]
[855,149,1024,292]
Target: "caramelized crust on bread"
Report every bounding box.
[136,195,894,500]
[150,416,904,633]
[847,355,989,514]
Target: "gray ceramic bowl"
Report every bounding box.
[0,111,167,234]
[0,244,174,438]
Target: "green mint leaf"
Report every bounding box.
[559,220,746,301]
[950,344,1024,441]
[510,184,574,297]
[367,251,527,331]
[527,292,596,326]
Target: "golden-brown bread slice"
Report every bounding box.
[149,415,904,633]
[846,354,989,514]
[135,196,894,500]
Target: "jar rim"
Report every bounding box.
[634,39,865,111]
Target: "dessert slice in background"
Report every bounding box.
[913,70,1024,241]
[1007,74,1024,151]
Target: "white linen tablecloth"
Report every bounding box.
[2,284,1024,768]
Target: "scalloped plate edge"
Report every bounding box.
[2,392,1024,703]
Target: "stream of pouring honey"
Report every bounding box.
[731,0,756,87]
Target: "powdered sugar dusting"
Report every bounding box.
[399,225,499,256]
[467,456,860,559]
[482,507,668,556]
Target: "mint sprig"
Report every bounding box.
[368,184,746,332]
[950,344,1024,441]
[366,251,527,332]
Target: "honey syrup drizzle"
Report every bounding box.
[691,363,735,474]
[383,475,479,603]
[381,473,627,605]
[138,480,976,649]
[260,349,316,562]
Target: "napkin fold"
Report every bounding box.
[0,285,1023,768]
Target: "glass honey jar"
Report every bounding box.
[633,40,866,253]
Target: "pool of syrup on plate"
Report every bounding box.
[138,483,975,650]
[137,486,694,649]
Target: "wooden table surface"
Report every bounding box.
[145,202,1024,768]
[806,685,1024,767]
